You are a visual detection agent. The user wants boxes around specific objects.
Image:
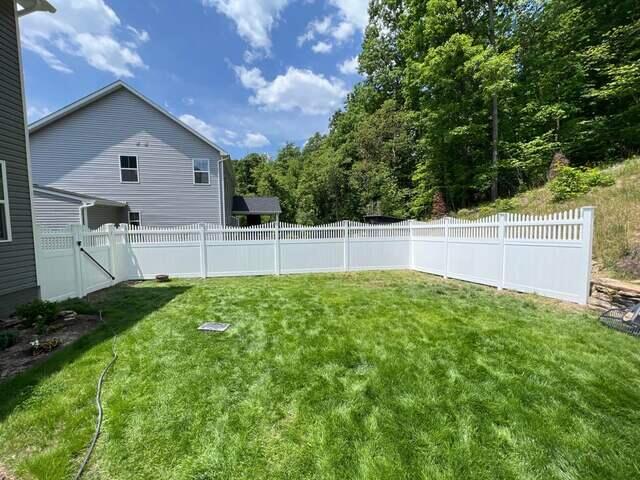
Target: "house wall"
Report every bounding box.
[0,0,39,316]
[29,88,225,226]
[32,190,82,227]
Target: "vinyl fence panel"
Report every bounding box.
[34,207,595,305]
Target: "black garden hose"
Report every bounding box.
[73,311,117,480]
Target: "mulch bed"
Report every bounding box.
[0,312,101,380]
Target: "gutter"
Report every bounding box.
[218,156,230,226]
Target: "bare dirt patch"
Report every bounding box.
[0,463,17,480]
[0,313,101,380]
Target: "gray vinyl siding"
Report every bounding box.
[87,205,126,229]
[30,88,224,226]
[32,190,82,227]
[0,0,38,311]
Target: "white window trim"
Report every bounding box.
[193,158,211,185]
[0,161,12,243]
[128,211,142,227]
[120,155,140,183]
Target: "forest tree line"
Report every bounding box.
[234,0,639,224]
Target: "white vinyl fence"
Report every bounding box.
[35,207,594,304]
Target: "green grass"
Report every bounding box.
[457,157,640,280]
[1,272,639,479]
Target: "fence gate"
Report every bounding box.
[36,225,119,301]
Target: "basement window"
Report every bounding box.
[0,161,11,242]
[120,155,139,183]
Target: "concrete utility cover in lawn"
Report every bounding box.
[198,322,230,332]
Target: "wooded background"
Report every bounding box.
[234,0,639,224]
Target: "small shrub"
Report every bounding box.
[583,168,614,188]
[0,330,18,351]
[493,198,516,212]
[549,166,614,202]
[15,299,57,328]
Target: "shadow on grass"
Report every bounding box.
[0,282,190,422]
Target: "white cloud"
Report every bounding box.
[19,0,147,77]
[179,114,217,141]
[27,105,52,122]
[179,113,269,149]
[126,25,150,43]
[331,21,356,42]
[234,66,267,89]
[330,0,369,30]
[297,16,332,46]
[183,97,195,106]
[338,56,359,75]
[311,41,332,54]
[234,65,348,115]
[202,0,290,50]
[298,1,367,51]
[241,132,270,148]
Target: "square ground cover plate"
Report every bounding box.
[198,322,230,332]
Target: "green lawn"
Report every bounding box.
[1,272,639,479]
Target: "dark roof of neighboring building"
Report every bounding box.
[33,185,127,207]
[232,196,281,215]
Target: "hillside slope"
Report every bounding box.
[456,157,640,281]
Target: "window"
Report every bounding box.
[120,155,139,183]
[128,211,141,227]
[193,158,210,185]
[0,161,11,242]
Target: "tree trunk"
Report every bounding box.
[489,0,499,201]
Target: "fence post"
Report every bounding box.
[71,224,84,298]
[33,224,43,295]
[409,220,415,270]
[274,219,281,276]
[443,217,449,279]
[581,206,595,305]
[106,224,116,285]
[123,224,130,281]
[344,221,350,272]
[498,213,507,290]
[199,223,207,279]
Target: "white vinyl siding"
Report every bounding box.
[193,158,210,185]
[32,190,82,227]
[0,160,12,242]
[29,88,224,226]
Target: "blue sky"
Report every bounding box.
[19,0,366,158]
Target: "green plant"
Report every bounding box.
[583,168,615,188]
[549,166,614,201]
[0,330,18,351]
[15,299,58,328]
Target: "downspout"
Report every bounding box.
[79,201,95,227]
[218,155,229,226]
